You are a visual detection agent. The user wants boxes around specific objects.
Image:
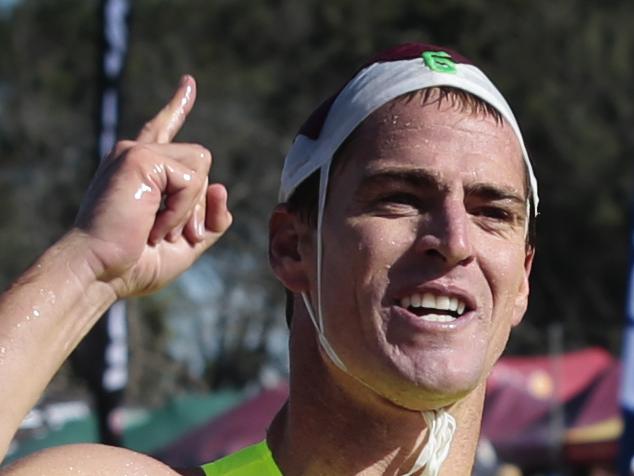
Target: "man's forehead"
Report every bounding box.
[339,92,523,170]
[357,89,506,134]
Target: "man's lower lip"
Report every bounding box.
[390,305,476,331]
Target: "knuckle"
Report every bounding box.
[112,140,135,158]
[194,145,212,168]
[190,170,207,189]
[123,144,155,167]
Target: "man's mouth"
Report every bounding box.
[398,292,468,323]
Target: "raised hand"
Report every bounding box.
[0,75,233,466]
[74,75,232,297]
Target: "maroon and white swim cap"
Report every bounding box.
[279,42,538,212]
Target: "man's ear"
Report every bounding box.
[269,204,312,293]
[511,246,535,327]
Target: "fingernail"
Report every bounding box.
[179,74,191,88]
[197,220,205,239]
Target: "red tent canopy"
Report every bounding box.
[483,347,621,468]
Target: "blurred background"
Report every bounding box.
[0,0,633,475]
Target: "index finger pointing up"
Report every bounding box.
[136,75,197,144]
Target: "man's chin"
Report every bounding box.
[371,373,483,413]
[384,359,491,410]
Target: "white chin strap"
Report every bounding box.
[404,410,457,476]
[299,162,456,476]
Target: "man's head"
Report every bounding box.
[269,43,537,410]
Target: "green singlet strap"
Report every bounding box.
[200,440,282,476]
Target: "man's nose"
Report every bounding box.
[414,199,474,267]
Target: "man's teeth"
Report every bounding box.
[399,292,467,318]
[416,313,457,323]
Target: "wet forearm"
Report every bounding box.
[0,230,117,461]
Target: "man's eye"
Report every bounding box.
[378,193,420,207]
[473,206,512,220]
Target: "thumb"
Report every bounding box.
[136,75,197,144]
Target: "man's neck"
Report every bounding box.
[267,325,486,476]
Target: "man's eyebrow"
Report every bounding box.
[357,168,527,205]
[358,168,446,191]
[465,183,526,206]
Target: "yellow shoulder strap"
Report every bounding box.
[200,440,282,476]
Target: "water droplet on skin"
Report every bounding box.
[181,84,193,108]
[165,85,192,139]
[183,173,192,182]
[0,347,6,354]
[134,183,152,200]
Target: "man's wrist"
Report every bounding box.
[27,229,120,310]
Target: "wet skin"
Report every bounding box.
[302,94,534,411]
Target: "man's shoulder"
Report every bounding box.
[0,443,202,476]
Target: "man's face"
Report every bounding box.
[310,93,533,409]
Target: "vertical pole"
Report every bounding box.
[72,0,131,447]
